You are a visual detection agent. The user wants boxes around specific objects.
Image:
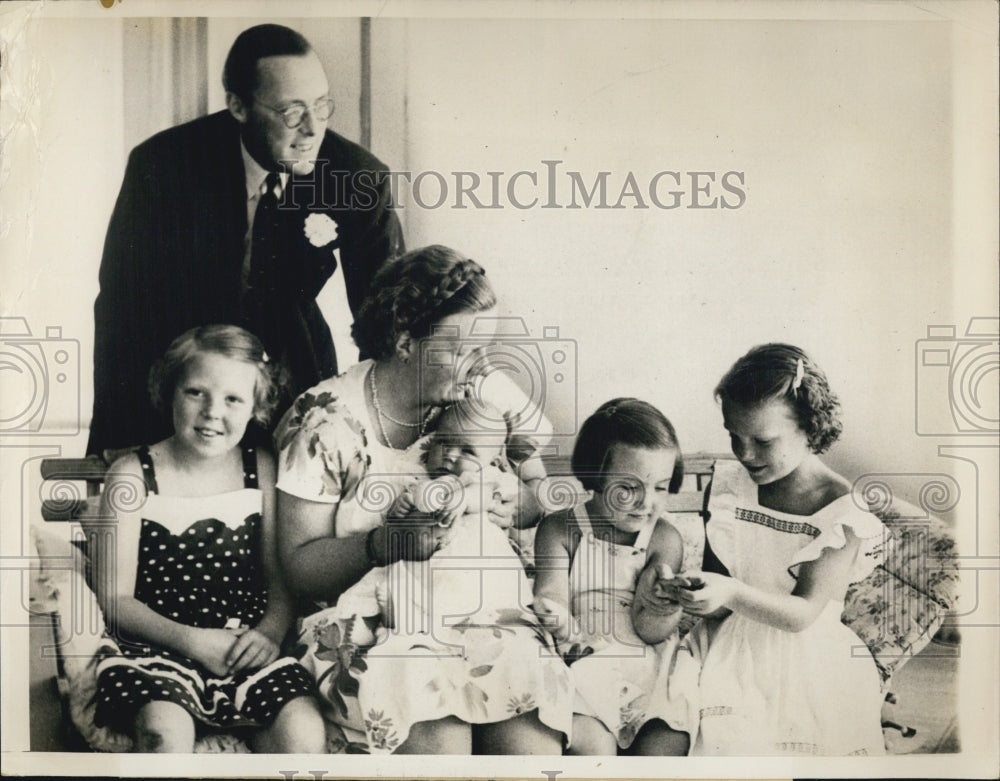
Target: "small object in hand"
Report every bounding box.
[436,512,454,529]
[224,617,242,630]
[662,574,706,590]
[681,575,706,591]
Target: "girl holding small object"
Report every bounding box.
[92,325,325,753]
[532,398,697,756]
[677,343,886,756]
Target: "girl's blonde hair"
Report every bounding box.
[148,324,284,425]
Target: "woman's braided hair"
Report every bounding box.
[352,245,497,360]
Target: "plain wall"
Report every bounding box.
[0,17,125,457]
[395,17,970,493]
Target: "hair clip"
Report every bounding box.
[792,358,805,391]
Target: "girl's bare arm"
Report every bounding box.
[531,511,577,641]
[679,529,862,632]
[632,518,685,644]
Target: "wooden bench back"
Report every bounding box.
[40,457,109,521]
[536,452,722,515]
[40,453,726,522]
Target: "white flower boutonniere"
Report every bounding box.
[304,213,339,247]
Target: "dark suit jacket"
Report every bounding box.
[88,110,404,456]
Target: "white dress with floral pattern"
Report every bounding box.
[687,461,887,756]
[276,361,573,753]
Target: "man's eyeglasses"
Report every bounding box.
[257,97,335,129]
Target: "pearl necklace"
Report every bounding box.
[369,363,434,449]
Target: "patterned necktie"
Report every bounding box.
[244,172,283,351]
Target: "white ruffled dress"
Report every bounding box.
[688,461,887,756]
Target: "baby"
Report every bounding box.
[378,400,529,636]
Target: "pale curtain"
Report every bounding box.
[122,18,207,154]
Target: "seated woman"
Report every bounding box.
[275,245,572,755]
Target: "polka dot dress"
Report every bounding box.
[93,445,315,732]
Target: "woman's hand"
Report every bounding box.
[486,472,520,530]
[185,627,244,677]
[675,570,738,616]
[226,627,280,673]
[383,510,457,561]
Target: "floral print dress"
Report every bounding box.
[276,361,573,753]
[687,461,887,756]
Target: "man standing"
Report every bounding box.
[88,24,404,456]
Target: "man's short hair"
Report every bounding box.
[223,24,313,103]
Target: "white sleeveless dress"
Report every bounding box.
[687,461,887,756]
[566,504,698,748]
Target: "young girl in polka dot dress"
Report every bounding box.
[93,325,325,752]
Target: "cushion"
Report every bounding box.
[32,525,137,752]
[875,509,959,610]
[842,566,947,684]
